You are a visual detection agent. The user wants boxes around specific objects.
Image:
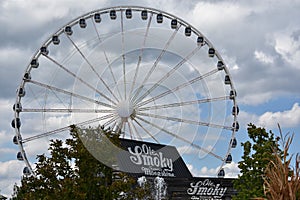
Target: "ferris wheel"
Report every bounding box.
[12,6,239,178]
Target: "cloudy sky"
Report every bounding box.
[1,0,300,197]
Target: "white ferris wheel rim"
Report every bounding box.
[12,5,238,177]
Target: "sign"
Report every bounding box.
[117,138,192,178]
[115,139,237,199]
[187,179,228,200]
[128,143,174,177]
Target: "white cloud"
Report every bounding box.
[237,111,258,128]
[254,50,274,64]
[237,103,300,130]
[0,48,32,98]
[0,160,23,179]
[238,91,273,106]
[258,103,300,128]
[187,162,239,178]
[0,147,15,155]
[178,145,195,155]
[186,0,300,107]
[272,28,300,68]
[1,0,300,196]
[0,1,67,31]
[191,1,250,30]
[0,47,27,61]
[0,160,24,197]
[199,166,218,177]
[0,131,9,146]
[0,99,15,145]
[0,0,108,32]
[223,162,240,178]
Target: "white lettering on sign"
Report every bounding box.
[187,179,227,199]
[128,144,174,177]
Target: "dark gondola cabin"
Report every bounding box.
[157,13,163,23]
[208,47,215,57]
[23,167,31,176]
[225,75,231,84]
[171,19,177,29]
[141,10,148,20]
[229,89,237,100]
[185,27,192,36]
[125,9,132,19]
[232,121,239,132]
[17,152,24,161]
[30,58,39,68]
[110,10,117,20]
[232,105,239,116]
[218,168,225,178]
[217,60,225,70]
[231,138,237,148]
[94,13,101,23]
[18,87,25,97]
[23,72,31,81]
[13,103,22,112]
[13,135,19,145]
[197,36,204,46]
[40,46,48,55]
[226,154,233,163]
[79,19,86,28]
[52,35,60,45]
[64,26,73,35]
[11,118,21,129]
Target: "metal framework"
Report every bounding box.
[12,6,239,177]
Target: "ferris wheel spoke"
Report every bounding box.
[138,96,230,111]
[131,24,181,103]
[120,10,127,100]
[14,7,238,176]
[129,13,153,97]
[102,115,119,128]
[91,20,122,100]
[127,121,135,140]
[134,45,202,106]
[22,126,70,143]
[65,35,119,103]
[22,108,115,113]
[136,111,232,130]
[137,68,219,108]
[51,87,70,109]
[126,121,134,140]
[28,79,116,109]
[128,120,143,141]
[135,115,223,160]
[22,113,116,143]
[132,118,160,143]
[44,54,118,105]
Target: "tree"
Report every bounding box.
[12,125,150,199]
[233,124,281,200]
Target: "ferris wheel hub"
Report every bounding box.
[13,6,238,177]
[116,99,134,120]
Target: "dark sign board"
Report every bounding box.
[117,138,237,199]
[118,138,192,178]
[167,177,236,199]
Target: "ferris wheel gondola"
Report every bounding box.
[12,6,238,177]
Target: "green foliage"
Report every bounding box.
[233,124,281,200]
[12,125,150,200]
